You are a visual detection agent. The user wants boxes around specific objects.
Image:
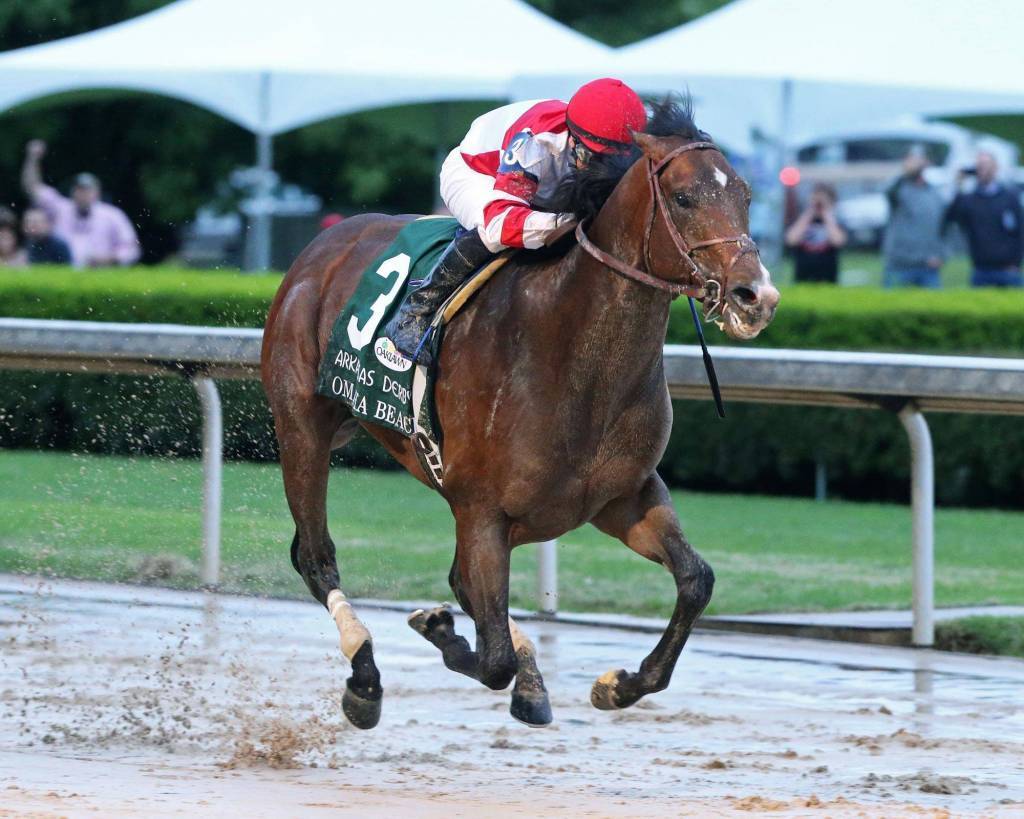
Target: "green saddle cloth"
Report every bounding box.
[316,217,458,467]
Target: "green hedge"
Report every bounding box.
[0,266,279,326]
[8,266,1024,352]
[669,284,1024,354]
[2,267,1024,507]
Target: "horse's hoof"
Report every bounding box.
[342,680,382,730]
[510,690,553,727]
[407,604,454,638]
[590,668,632,711]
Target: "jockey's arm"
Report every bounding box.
[479,200,572,252]
[478,131,572,252]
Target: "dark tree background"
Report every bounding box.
[0,0,728,262]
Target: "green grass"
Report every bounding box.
[1,450,1022,618]
[776,250,973,289]
[936,617,1024,658]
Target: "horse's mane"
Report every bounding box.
[540,93,709,222]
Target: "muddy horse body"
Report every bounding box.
[262,120,779,729]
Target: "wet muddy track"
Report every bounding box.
[1,575,1022,817]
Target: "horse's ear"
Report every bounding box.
[633,132,670,164]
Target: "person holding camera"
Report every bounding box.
[883,148,947,288]
[785,182,847,283]
[944,150,1023,287]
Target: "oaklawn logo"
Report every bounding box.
[374,337,413,372]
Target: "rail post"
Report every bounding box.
[898,403,934,647]
[191,376,223,588]
[537,539,558,615]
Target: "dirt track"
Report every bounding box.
[1,574,1022,817]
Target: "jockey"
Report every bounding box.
[384,77,647,364]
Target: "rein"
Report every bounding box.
[575,139,748,419]
[575,140,756,315]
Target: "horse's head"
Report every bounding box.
[632,132,779,340]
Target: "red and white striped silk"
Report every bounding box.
[441,99,574,251]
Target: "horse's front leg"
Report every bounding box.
[507,616,552,726]
[408,509,518,691]
[588,473,714,710]
[407,540,552,724]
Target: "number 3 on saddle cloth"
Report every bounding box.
[316,216,510,490]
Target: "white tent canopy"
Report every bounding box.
[0,0,612,136]
[0,0,613,268]
[607,0,1024,152]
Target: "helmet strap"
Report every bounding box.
[565,114,635,154]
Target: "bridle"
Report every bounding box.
[575,140,758,315]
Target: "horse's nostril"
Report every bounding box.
[730,285,758,305]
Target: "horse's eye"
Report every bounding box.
[674,192,693,208]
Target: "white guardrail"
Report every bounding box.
[3,318,1024,646]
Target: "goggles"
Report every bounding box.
[570,136,594,167]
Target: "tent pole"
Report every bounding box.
[434,102,451,213]
[252,130,274,271]
[251,72,274,272]
[773,78,794,268]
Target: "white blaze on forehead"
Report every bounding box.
[714,167,729,188]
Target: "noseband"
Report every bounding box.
[575,140,757,311]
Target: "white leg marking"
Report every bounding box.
[327,588,371,661]
[508,616,536,656]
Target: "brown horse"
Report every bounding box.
[261,102,779,730]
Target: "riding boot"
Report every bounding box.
[384,228,492,366]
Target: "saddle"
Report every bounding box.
[316,217,523,489]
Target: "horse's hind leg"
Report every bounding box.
[588,473,714,711]
[276,399,382,729]
[407,511,532,714]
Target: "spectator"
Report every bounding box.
[785,183,847,283]
[883,148,947,288]
[0,218,26,268]
[21,139,141,268]
[23,207,72,265]
[944,150,1023,287]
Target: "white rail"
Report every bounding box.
[899,405,935,647]
[4,317,1024,645]
[192,376,223,588]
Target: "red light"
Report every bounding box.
[779,166,801,187]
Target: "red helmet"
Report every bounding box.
[566,78,646,155]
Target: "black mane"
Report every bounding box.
[541,93,708,222]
